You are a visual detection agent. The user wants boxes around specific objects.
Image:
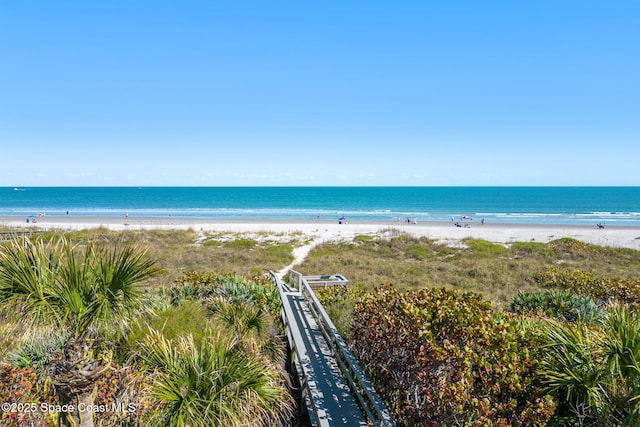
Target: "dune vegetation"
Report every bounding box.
[1,228,640,426]
[306,234,640,425]
[0,230,294,427]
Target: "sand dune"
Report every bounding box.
[3,215,640,251]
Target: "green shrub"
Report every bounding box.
[224,238,258,250]
[137,329,292,427]
[8,332,67,371]
[510,241,548,256]
[510,289,606,324]
[351,286,555,426]
[165,272,281,316]
[539,305,640,425]
[315,286,363,340]
[122,300,212,360]
[264,243,294,265]
[406,244,433,259]
[353,235,376,243]
[465,239,509,256]
[534,269,640,306]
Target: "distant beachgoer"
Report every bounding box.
[66,210,69,215]
[125,213,129,218]
[481,218,485,225]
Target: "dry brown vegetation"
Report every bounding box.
[30,227,297,291]
[7,227,639,306]
[298,234,640,305]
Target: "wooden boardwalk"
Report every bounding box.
[271,270,395,427]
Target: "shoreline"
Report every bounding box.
[2,215,640,250]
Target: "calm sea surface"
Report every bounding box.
[2,187,640,226]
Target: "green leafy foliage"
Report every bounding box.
[351,286,555,426]
[137,328,292,427]
[539,306,640,425]
[510,289,606,324]
[300,235,640,305]
[8,332,68,371]
[165,272,281,315]
[534,269,640,306]
[223,238,258,250]
[315,285,364,340]
[122,299,213,359]
[464,239,509,256]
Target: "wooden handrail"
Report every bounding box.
[272,270,396,427]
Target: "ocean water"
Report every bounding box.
[2,187,640,226]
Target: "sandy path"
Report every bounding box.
[276,239,321,278]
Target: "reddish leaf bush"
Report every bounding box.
[0,365,56,426]
[351,286,555,426]
[534,268,640,306]
[0,364,150,427]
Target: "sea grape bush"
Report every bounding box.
[0,364,149,427]
[534,269,640,306]
[351,286,555,426]
[0,365,55,426]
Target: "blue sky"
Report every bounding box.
[1,1,638,186]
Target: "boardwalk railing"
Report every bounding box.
[270,269,396,427]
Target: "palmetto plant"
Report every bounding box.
[0,236,155,427]
[540,305,640,425]
[510,289,606,324]
[137,328,292,427]
[208,297,284,362]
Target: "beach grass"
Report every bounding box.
[7,227,639,305]
[299,234,640,305]
[2,225,640,425]
[32,227,296,289]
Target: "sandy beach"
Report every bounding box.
[2,215,640,251]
